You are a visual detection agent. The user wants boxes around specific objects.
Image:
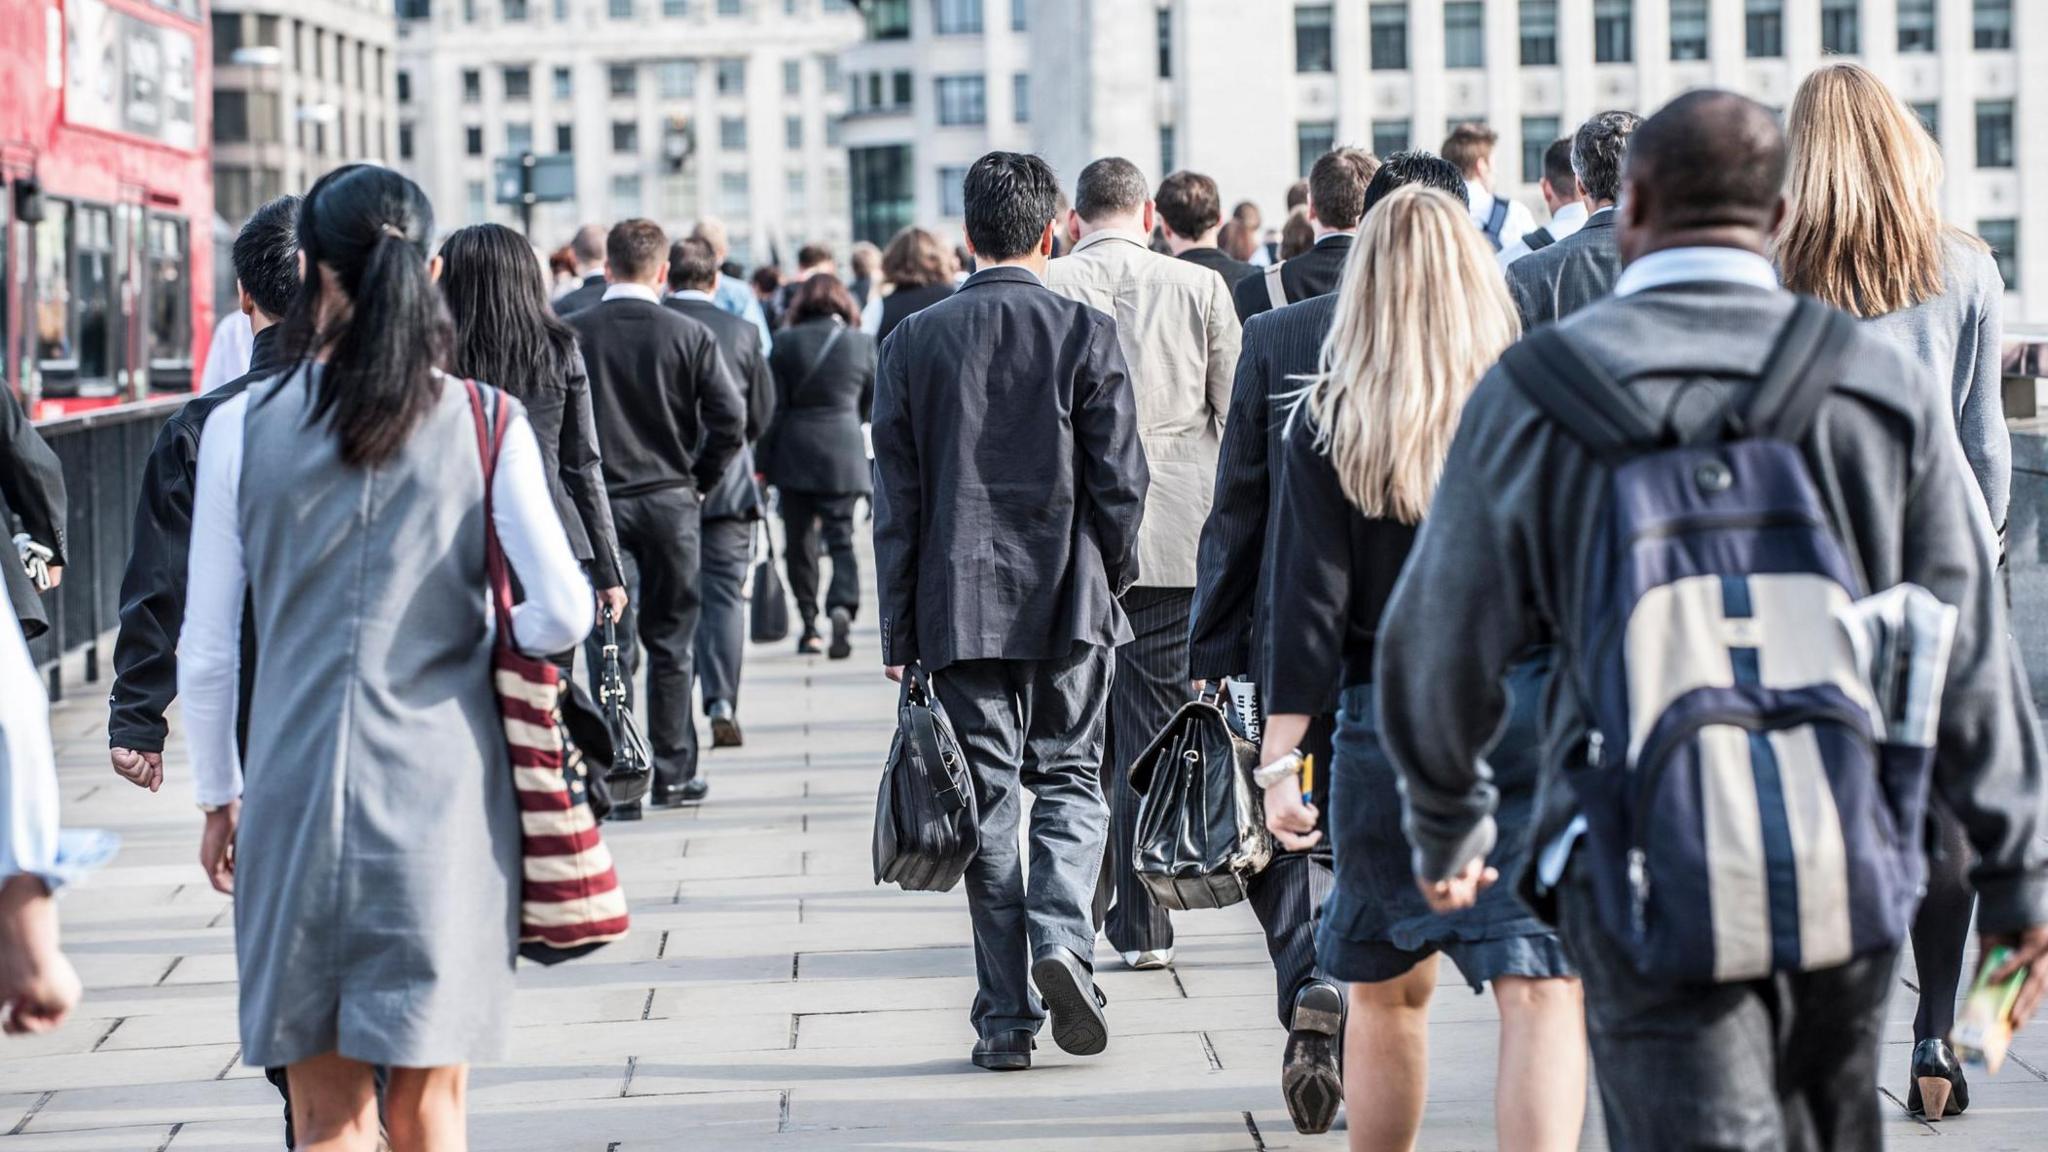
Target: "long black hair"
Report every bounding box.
[281,165,452,467]
[437,223,577,405]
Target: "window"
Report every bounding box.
[1745,0,1782,57]
[937,165,969,216]
[822,55,842,92]
[1595,0,1633,63]
[397,0,430,17]
[659,60,698,99]
[1296,5,1334,73]
[1670,0,1707,59]
[936,75,986,126]
[787,171,808,215]
[865,0,910,39]
[934,0,982,35]
[212,12,241,65]
[612,174,643,216]
[1976,100,2014,168]
[554,67,573,100]
[1157,7,1172,77]
[1372,119,1411,156]
[717,58,746,95]
[555,122,574,152]
[850,145,914,243]
[1160,125,1176,174]
[464,0,478,20]
[73,205,114,381]
[718,0,742,12]
[146,217,191,368]
[1444,2,1484,67]
[505,0,529,18]
[467,180,488,223]
[1975,0,2012,50]
[397,71,413,103]
[664,0,689,13]
[610,64,638,98]
[33,202,73,364]
[660,174,698,220]
[1898,0,1935,53]
[826,116,843,146]
[1370,4,1408,70]
[1821,0,1858,54]
[720,115,747,150]
[1521,1,1557,65]
[1522,116,1560,182]
[465,125,484,155]
[613,120,639,152]
[786,115,803,148]
[399,122,416,160]
[214,91,249,143]
[504,66,532,101]
[1980,219,2018,290]
[1013,73,1030,124]
[506,121,533,154]
[463,69,482,103]
[1297,121,1336,178]
[719,172,749,217]
[1011,0,1028,31]
[555,0,569,18]
[1911,102,1938,141]
[609,0,635,17]
[784,59,802,96]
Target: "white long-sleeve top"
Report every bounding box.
[178,388,594,807]
[0,595,58,884]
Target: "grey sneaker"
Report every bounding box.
[1119,949,1174,971]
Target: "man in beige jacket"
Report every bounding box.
[1046,156,1240,972]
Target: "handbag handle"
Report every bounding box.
[463,379,518,650]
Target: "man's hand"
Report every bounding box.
[1418,856,1498,914]
[0,875,82,1035]
[200,802,240,895]
[597,585,628,624]
[1983,923,2048,1033]
[43,565,62,590]
[1263,775,1323,852]
[884,665,905,683]
[111,747,164,792]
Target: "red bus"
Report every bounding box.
[2,0,213,420]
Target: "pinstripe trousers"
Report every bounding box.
[1096,587,1194,953]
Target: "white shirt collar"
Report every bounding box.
[1550,201,1590,232]
[1613,247,1780,298]
[601,283,662,304]
[1465,180,1495,216]
[668,288,716,303]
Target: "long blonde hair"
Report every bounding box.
[1777,62,1984,317]
[1292,186,1520,524]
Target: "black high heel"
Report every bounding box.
[1906,1038,1969,1120]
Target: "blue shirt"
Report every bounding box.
[713,273,772,355]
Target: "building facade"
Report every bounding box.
[210,0,398,226]
[396,0,861,266]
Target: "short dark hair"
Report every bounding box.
[1441,122,1498,177]
[606,219,669,281]
[1284,180,1310,210]
[785,272,861,327]
[1154,171,1222,241]
[667,236,719,292]
[751,265,784,295]
[233,194,302,321]
[1542,137,1577,194]
[1074,156,1150,222]
[1307,148,1378,231]
[1231,200,1262,227]
[962,151,1060,263]
[1626,90,1785,233]
[796,242,834,269]
[1572,110,1643,204]
[1363,151,1470,215]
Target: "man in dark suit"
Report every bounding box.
[1233,148,1377,323]
[1156,170,1258,290]
[664,236,774,749]
[1505,110,1641,328]
[0,385,64,646]
[551,223,610,316]
[1187,153,1467,1136]
[872,151,1148,1074]
[568,219,746,808]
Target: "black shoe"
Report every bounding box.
[708,700,743,748]
[1029,945,1109,1057]
[1282,980,1344,1134]
[797,631,824,655]
[828,607,853,660]
[651,779,709,808]
[971,1029,1035,1072]
[607,800,645,822]
[1907,1037,1969,1120]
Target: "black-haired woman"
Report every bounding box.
[178,166,593,1151]
[439,223,626,634]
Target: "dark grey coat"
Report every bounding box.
[1504,207,1621,329]
[760,317,876,496]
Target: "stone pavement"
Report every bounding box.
[6,575,2048,1150]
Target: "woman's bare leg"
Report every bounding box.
[287,1053,380,1152]
[382,1065,470,1152]
[1343,955,1439,1152]
[1492,975,1587,1152]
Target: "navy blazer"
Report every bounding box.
[870,266,1149,670]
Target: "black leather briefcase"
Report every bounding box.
[873,665,980,892]
[1128,690,1275,911]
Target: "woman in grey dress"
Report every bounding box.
[178,167,593,1151]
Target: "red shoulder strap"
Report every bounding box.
[464,379,518,645]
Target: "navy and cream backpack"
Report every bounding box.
[1503,298,1937,983]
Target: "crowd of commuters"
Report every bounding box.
[2,53,2046,1152]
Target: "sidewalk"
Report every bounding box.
[5,587,2046,1148]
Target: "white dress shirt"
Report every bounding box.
[1467,181,1538,255]
[1499,201,1590,269]
[198,311,253,394]
[600,282,663,305]
[1612,246,1781,298]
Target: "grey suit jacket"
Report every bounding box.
[1504,207,1621,329]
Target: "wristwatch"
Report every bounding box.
[1253,749,1304,789]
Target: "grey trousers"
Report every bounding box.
[931,643,1113,1039]
[1096,587,1191,954]
[1557,858,1897,1152]
[694,516,753,709]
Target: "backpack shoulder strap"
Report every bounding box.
[1500,327,1664,461]
[1483,199,1510,249]
[1263,261,1289,310]
[1741,297,1860,444]
[1524,227,1555,252]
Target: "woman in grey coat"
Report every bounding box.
[1777,62,2009,1123]
[178,167,592,1151]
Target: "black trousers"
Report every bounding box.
[591,488,703,790]
[695,516,753,710]
[780,490,861,629]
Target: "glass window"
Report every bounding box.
[934,0,982,35]
[1911,101,1938,141]
[787,170,808,215]
[1521,0,1557,65]
[1898,0,1935,53]
[399,122,416,159]
[825,116,843,146]
[849,144,914,243]
[507,121,533,153]
[1370,4,1409,70]
[554,66,573,100]
[212,13,241,65]
[73,205,113,382]
[1297,121,1336,178]
[613,120,639,152]
[1821,0,1858,54]
[1595,0,1633,63]
[555,122,574,152]
[720,115,747,150]
[1976,100,2014,168]
[786,115,803,148]
[554,0,569,18]
[1160,124,1176,174]
[147,217,190,368]
[719,0,742,12]
[664,0,689,13]
[33,202,73,365]
[1372,119,1411,157]
[397,0,430,17]
[1979,219,2018,290]
[397,71,413,103]
[822,54,842,91]
[463,69,482,103]
[214,91,250,143]
[659,60,698,99]
[1013,73,1030,124]
[609,0,635,18]
[717,58,746,95]
[610,64,638,98]
[1522,116,1561,182]
[935,75,986,126]
[1011,0,1027,32]
[1745,0,1782,58]
[466,125,484,155]
[468,180,487,224]
[938,165,968,216]
[612,174,643,216]
[865,0,910,39]
[504,66,532,101]
[1158,7,1172,77]
[661,174,698,219]
[719,171,750,217]
[505,0,529,18]
[1296,5,1334,73]
[784,59,802,95]
[1975,0,2012,50]
[1445,2,1484,68]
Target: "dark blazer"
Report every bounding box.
[566,295,746,499]
[760,317,876,496]
[665,294,776,521]
[1232,234,1352,323]
[1179,246,1260,292]
[511,345,622,587]
[106,324,284,752]
[871,266,1149,670]
[876,282,955,344]
[553,272,608,317]
[1187,293,1339,682]
[1504,206,1621,330]
[0,380,65,642]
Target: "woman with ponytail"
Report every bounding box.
[177,165,593,1151]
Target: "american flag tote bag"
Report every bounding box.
[466,380,630,963]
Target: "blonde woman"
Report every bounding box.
[1257,186,1584,1152]
[1779,61,2007,1121]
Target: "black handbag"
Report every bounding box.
[595,606,652,807]
[1128,689,1276,911]
[872,665,980,892]
[750,520,791,643]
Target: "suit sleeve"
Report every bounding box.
[1074,316,1149,595]
[1205,269,1242,431]
[560,351,622,589]
[106,417,200,752]
[870,329,920,665]
[1261,422,1353,716]
[689,334,747,494]
[0,387,66,566]
[1231,270,1268,325]
[743,338,777,444]
[1187,320,1273,680]
[1955,269,2011,530]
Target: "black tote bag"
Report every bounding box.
[750,520,792,644]
[1128,692,1276,911]
[872,665,980,892]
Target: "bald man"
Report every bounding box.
[552,223,611,316]
[1377,89,2048,1150]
